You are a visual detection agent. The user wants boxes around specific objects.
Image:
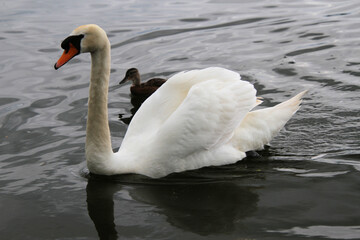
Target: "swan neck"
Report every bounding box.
[85,46,113,169]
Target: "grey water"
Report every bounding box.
[0,0,359,239]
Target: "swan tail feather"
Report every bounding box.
[232,90,307,152]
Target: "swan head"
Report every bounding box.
[54,24,109,69]
[120,68,141,85]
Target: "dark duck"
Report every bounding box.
[120,68,166,97]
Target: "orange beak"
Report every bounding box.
[54,43,80,70]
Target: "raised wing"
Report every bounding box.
[120,67,247,150]
[150,76,257,160]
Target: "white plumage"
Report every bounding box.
[55,24,306,178]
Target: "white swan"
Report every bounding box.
[54,24,306,178]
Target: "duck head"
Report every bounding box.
[120,68,141,86]
[54,24,109,69]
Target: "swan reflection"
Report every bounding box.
[86,172,259,238]
[86,178,119,240]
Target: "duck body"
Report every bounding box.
[55,24,306,178]
[120,68,166,97]
[130,78,166,96]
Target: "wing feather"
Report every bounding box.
[151,77,256,160]
[120,67,248,150]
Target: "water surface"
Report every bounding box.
[0,0,359,239]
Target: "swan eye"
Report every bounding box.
[61,34,84,53]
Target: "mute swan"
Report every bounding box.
[54,24,306,178]
[120,68,166,97]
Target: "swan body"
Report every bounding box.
[55,24,306,178]
[120,68,166,97]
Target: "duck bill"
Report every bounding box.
[119,77,129,84]
[54,43,80,70]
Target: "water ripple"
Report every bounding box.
[285,44,336,56]
[112,17,268,48]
